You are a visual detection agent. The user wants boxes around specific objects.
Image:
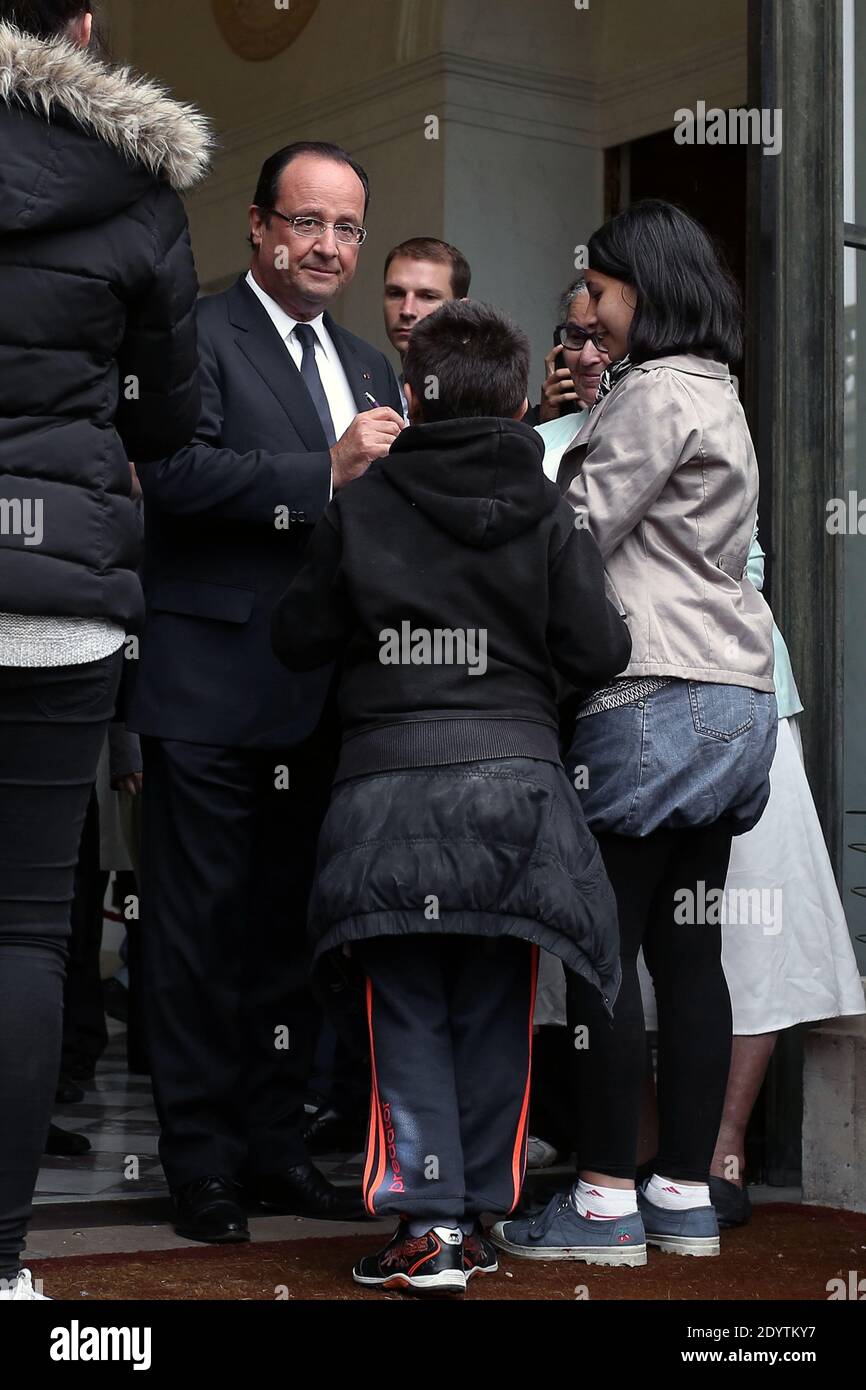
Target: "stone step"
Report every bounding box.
[802,982,866,1214]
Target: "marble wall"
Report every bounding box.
[99,0,747,393]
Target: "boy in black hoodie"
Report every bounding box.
[272,301,631,1296]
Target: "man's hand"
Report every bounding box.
[112,773,143,797]
[330,407,405,490]
[539,344,579,423]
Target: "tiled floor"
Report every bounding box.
[38,1024,363,1208]
[37,1028,166,1206]
[29,1023,382,1265]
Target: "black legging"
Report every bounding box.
[567,823,734,1183]
[0,656,120,1280]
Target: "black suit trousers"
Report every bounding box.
[140,717,337,1189]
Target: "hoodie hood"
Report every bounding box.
[0,21,213,230]
[380,416,558,550]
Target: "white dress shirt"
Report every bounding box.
[244,270,359,443]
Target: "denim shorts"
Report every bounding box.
[566,679,778,838]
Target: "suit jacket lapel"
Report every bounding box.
[325,312,375,413]
[227,277,327,453]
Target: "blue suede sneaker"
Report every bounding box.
[491,1193,646,1267]
[637,1182,720,1257]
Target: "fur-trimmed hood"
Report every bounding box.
[0,20,213,206]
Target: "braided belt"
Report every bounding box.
[574,676,673,720]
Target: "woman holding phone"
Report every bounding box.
[528,280,611,429]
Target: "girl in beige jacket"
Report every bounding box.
[494,200,777,1268]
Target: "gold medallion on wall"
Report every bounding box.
[212,0,321,62]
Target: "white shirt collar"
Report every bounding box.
[245,270,327,347]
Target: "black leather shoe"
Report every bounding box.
[172,1176,250,1243]
[246,1162,367,1221]
[44,1123,91,1156]
[63,1058,97,1082]
[709,1175,752,1228]
[55,1075,84,1104]
[102,978,129,1024]
[303,1106,366,1156]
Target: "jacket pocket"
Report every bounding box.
[146,579,255,624]
[687,681,755,742]
[33,655,121,721]
[715,551,748,579]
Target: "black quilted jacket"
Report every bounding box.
[0,22,211,627]
[275,415,630,1008]
[309,756,622,1011]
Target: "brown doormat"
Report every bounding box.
[30,1205,866,1302]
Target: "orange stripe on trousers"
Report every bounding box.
[362,975,387,1215]
[509,944,539,1212]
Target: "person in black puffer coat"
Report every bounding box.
[0,2,211,1302]
[272,300,631,1297]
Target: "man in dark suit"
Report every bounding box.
[131,141,405,1242]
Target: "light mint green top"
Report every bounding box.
[535,412,589,485]
[535,415,803,720]
[745,529,803,718]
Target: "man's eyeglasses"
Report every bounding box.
[259,208,368,245]
[555,323,602,350]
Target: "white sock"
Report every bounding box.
[407,1219,461,1241]
[570,1178,638,1220]
[645,1174,711,1210]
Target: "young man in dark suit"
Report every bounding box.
[131,142,405,1242]
[382,237,471,417]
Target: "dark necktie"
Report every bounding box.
[294,322,337,447]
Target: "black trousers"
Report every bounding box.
[567,824,734,1182]
[61,790,109,1076]
[358,934,538,1221]
[0,656,120,1279]
[529,1025,576,1156]
[140,721,336,1189]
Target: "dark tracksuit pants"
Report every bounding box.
[357,934,538,1221]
